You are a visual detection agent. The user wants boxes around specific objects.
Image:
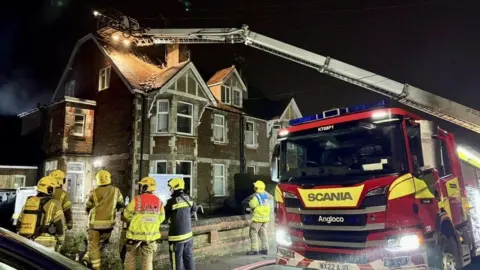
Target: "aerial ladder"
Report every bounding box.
[93,9,480,134]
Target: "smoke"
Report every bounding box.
[0,70,51,116]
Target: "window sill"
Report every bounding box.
[246,144,258,149]
[214,194,227,198]
[213,141,228,145]
[176,133,196,139]
[152,132,171,136]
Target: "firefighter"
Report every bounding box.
[49,169,73,252]
[17,176,66,251]
[123,177,165,270]
[165,178,197,270]
[247,180,271,256]
[83,170,124,270]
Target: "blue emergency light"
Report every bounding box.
[288,100,387,126]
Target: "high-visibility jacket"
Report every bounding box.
[17,196,65,249]
[165,191,196,242]
[86,185,124,229]
[249,191,271,223]
[53,187,73,229]
[123,193,165,241]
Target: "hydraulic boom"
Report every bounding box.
[93,9,480,133]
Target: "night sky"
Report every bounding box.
[2,0,480,149]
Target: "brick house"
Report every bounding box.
[17,29,272,207]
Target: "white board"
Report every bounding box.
[149,174,184,205]
[12,187,37,225]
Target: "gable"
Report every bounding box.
[223,69,247,91]
[280,99,302,121]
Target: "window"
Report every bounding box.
[438,140,452,178]
[213,164,226,196]
[406,122,424,172]
[73,114,85,136]
[154,161,167,174]
[45,160,58,175]
[157,100,169,133]
[233,89,242,107]
[65,80,76,96]
[12,175,25,189]
[67,162,85,203]
[247,166,256,175]
[187,71,197,95]
[246,121,255,146]
[221,86,231,104]
[213,114,226,142]
[98,66,111,91]
[175,161,192,195]
[177,102,193,135]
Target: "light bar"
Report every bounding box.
[289,100,387,126]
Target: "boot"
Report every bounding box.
[259,250,268,255]
[247,250,259,256]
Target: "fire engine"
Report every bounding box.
[91,9,480,269]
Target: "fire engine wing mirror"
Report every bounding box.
[418,120,441,171]
[271,144,280,182]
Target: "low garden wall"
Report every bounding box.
[65,204,275,269]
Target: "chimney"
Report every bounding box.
[166,44,190,67]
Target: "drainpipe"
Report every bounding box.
[239,113,245,174]
[138,94,147,182]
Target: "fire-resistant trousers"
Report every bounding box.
[249,221,268,252]
[85,228,112,270]
[169,238,195,270]
[124,240,158,270]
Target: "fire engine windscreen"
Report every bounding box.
[279,118,407,183]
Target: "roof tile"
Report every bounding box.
[207,65,235,85]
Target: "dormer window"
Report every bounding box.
[233,89,242,107]
[221,86,231,104]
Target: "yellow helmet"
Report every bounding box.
[49,169,66,187]
[37,176,57,195]
[96,170,111,186]
[139,177,156,193]
[254,180,266,191]
[168,178,185,191]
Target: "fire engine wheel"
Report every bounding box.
[434,235,461,270]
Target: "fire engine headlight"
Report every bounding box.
[276,228,292,247]
[366,186,387,197]
[386,233,423,252]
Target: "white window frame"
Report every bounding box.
[12,175,26,188]
[213,114,226,143]
[154,160,168,174]
[213,164,226,197]
[176,101,194,135]
[232,89,242,107]
[44,160,58,175]
[247,166,256,175]
[174,160,193,195]
[156,100,169,133]
[246,121,256,147]
[73,114,86,137]
[221,86,231,104]
[98,66,111,91]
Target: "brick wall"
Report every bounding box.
[44,104,65,156]
[64,104,94,154]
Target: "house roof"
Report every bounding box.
[243,97,292,120]
[99,39,189,91]
[207,66,235,85]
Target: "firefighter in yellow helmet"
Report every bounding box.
[123,177,165,270]
[247,180,272,255]
[165,178,197,270]
[49,170,73,236]
[17,176,66,251]
[83,170,124,270]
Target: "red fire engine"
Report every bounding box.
[92,9,480,269]
[272,101,480,269]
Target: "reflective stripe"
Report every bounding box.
[128,231,161,236]
[63,200,71,209]
[170,244,176,270]
[110,188,118,220]
[168,231,193,242]
[172,201,193,210]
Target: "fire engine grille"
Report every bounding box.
[304,251,371,264]
[303,230,370,243]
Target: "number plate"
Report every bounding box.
[318,262,349,270]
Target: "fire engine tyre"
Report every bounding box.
[429,235,461,270]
